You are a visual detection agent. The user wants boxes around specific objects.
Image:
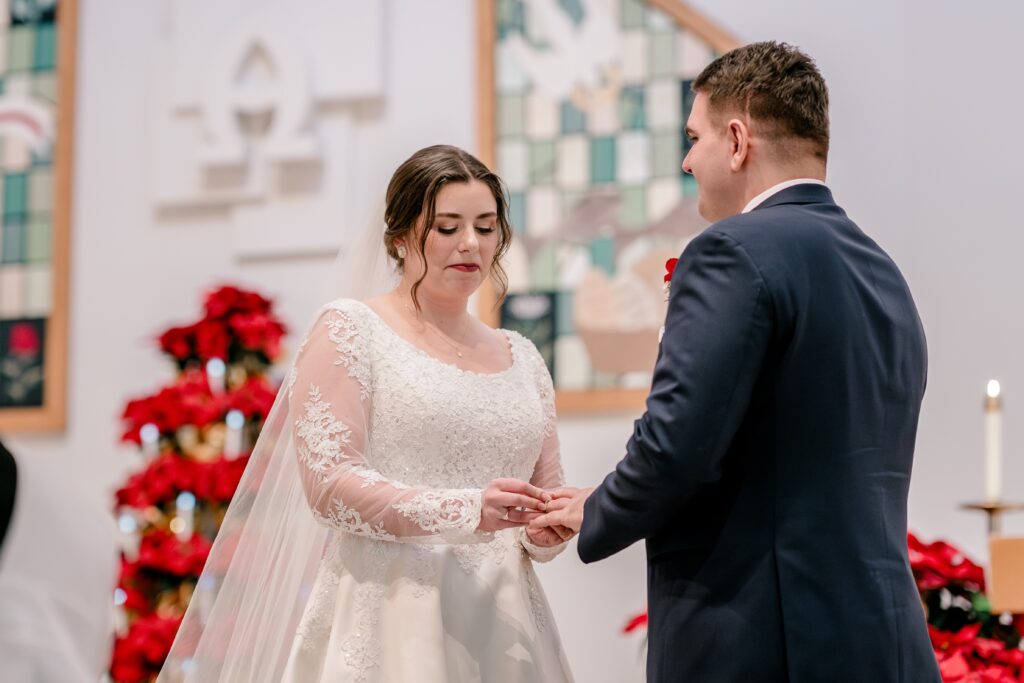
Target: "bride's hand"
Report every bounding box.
[477,479,552,532]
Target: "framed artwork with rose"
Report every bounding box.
[0,0,76,432]
[476,0,738,413]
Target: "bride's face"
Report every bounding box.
[401,180,500,302]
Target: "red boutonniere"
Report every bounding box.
[663,258,679,284]
[623,610,648,634]
[658,258,681,342]
[663,258,680,303]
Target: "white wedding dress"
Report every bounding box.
[279,299,574,683]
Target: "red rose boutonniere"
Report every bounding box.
[663,258,679,301]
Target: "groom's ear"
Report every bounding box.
[727,118,751,172]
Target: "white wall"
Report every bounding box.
[5,1,1021,682]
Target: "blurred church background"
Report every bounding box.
[1,1,1022,681]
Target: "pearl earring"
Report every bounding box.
[397,245,407,259]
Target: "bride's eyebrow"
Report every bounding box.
[435,212,498,219]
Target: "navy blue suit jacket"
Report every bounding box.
[578,184,940,682]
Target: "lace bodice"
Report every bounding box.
[287,298,564,548]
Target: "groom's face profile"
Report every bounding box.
[682,92,745,223]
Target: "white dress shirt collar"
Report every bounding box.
[741,178,827,214]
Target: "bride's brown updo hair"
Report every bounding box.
[384,145,513,310]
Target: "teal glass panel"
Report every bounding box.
[590,137,616,184]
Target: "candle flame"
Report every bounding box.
[987,380,1001,399]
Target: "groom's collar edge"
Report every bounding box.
[750,183,835,212]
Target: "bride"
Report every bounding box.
[159,145,575,682]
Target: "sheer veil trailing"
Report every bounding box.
[158,201,398,682]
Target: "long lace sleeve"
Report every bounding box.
[288,304,484,543]
[518,345,568,562]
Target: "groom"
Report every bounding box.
[532,42,941,682]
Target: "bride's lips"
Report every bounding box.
[449,264,480,272]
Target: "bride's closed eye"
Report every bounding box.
[435,226,495,235]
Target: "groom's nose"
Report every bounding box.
[682,152,694,175]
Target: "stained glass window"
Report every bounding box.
[488,0,735,403]
[0,0,72,429]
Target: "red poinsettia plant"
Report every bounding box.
[909,532,1024,681]
[115,452,250,509]
[623,533,1024,681]
[110,613,184,683]
[120,371,275,447]
[112,284,286,683]
[157,285,286,368]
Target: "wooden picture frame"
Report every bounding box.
[0,0,77,432]
[476,0,739,413]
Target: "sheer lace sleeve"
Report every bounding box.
[288,303,484,543]
[517,342,568,562]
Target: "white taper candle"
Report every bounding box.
[985,380,1003,503]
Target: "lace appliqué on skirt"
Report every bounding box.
[453,533,513,574]
[339,541,398,683]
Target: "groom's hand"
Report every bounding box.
[525,523,573,547]
[525,498,576,546]
[530,487,594,534]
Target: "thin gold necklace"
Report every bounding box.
[395,293,472,359]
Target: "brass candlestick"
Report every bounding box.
[960,501,1024,535]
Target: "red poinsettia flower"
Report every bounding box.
[908,532,986,591]
[229,312,287,359]
[931,623,983,653]
[204,454,250,503]
[116,454,205,508]
[117,570,152,614]
[194,319,230,362]
[137,529,212,578]
[938,650,971,681]
[111,613,183,683]
[204,286,272,320]
[121,372,224,444]
[159,286,284,365]
[8,322,41,356]
[664,258,679,283]
[157,324,196,361]
[115,558,155,615]
[992,646,1024,668]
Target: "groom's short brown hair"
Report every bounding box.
[693,41,830,161]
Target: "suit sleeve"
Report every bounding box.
[577,230,774,563]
